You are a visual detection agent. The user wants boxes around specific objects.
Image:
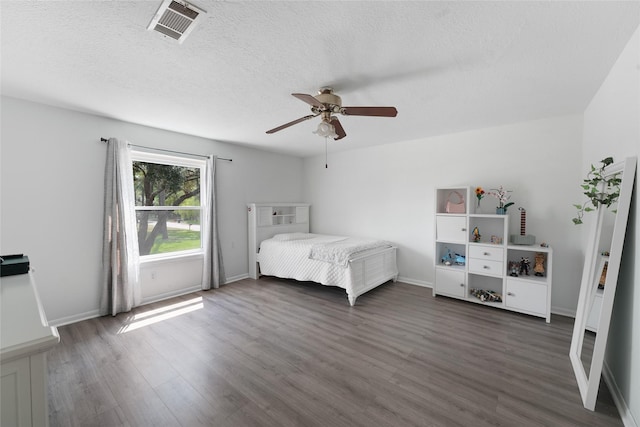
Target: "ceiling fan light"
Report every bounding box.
[313,121,338,139]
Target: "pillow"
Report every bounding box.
[270,233,316,241]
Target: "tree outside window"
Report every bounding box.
[132,153,204,257]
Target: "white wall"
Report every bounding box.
[583,26,639,426]
[303,115,584,315]
[0,96,304,325]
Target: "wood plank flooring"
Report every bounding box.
[47,278,622,426]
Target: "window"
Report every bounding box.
[131,151,206,258]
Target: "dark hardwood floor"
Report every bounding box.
[47,278,622,426]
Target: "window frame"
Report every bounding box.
[130,150,207,261]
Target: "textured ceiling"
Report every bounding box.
[1,1,639,157]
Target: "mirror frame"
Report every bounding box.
[570,156,636,410]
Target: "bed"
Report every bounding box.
[257,232,398,305]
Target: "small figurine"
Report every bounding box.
[534,253,545,277]
[454,253,466,266]
[441,248,453,266]
[472,227,481,242]
[519,257,530,276]
[509,261,519,277]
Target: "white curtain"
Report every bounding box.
[100,138,141,316]
[201,155,225,289]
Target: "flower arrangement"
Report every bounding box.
[475,187,485,208]
[572,157,620,225]
[488,186,514,213]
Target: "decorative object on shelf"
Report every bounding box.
[534,253,545,277]
[445,190,466,213]
[572,157,621,225]
[475,186,485,208]
[441,248,453,266]
[598,260,608,289]
[540,242,549,248]
[509,261,520,277]
[469,288,502,303]
[510,207,536,245]
[472,226,481,242]
[441,248,465,265]
[488,186,514,214]
[490,235,502,244]
[519,257,531,275]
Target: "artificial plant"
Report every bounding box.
[572,157,621,225]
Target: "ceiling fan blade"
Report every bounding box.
[330,117,346,140]
[341,106,398,117]
[292,93,325,109]
[266,115,316,134]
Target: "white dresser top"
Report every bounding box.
[1,272,59,363]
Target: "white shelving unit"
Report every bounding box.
[247,203,310,279]
[433,187,553,322]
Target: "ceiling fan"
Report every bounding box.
[266,87,398,140]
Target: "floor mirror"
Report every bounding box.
[569,156,636,411]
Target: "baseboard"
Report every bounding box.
[551,305,576,318]
[49,309,101,327]
[49,276,248,327]
[225,273,249,283]
[398,276,432,288]
[141,285,202,305]
[603,361,638,427]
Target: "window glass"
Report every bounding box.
[132,157,203,257]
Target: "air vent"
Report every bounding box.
[147,0,206,44]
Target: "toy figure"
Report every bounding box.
[472,227,481,242]
[441,248,453,266]
[509,261,519,277]
[519,257,530,276]
[534,253,545,277]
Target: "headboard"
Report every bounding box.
[247,203,310,279]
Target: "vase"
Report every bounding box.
[496,207,506,215]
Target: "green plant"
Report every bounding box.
[572,157,620,225]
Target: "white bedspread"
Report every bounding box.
[308,237,392,267]
[257,233,392,290]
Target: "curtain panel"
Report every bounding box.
[201,155,226,289]
[100,138,141,316]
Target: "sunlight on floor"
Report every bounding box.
[117,297,203,334]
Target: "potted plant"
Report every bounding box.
[572,157,621,225]
[488,186,514,214]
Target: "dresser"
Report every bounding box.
[1,272,59,427]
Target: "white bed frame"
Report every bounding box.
[343,246,398,305]
[247,203,398,305]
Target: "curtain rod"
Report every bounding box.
[100,138,232,162]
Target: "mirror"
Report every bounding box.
[570,156,636,410]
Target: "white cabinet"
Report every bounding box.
[435,216,467,243]
[435,268,466,298]
[433,186,553,322]
[506,278,547,316]
[1,272,59,427]
[247,203,311,279]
